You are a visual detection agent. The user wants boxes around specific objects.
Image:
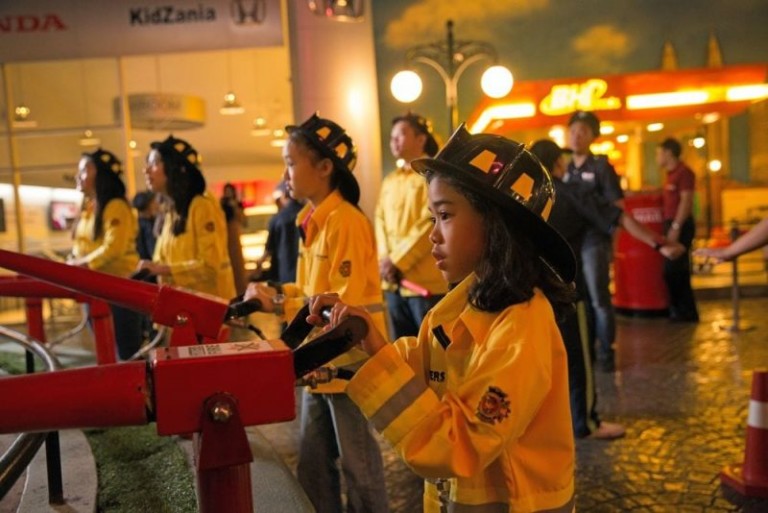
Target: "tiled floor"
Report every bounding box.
[1,271,768,512]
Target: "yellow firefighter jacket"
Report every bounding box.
[374,166,447,296]
[153,192,236,300]
[282,190,386,394]
[72,198,139,277]
[346,275,575,512]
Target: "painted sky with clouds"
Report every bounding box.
[371,0,768,168]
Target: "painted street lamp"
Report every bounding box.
[390,19,513,133]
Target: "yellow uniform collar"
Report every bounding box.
[427,274,496,346]
[297,189,344,245]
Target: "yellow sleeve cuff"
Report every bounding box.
[347,343,415,418]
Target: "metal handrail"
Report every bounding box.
[0,325,62,500]
[46,304,89,348]
[128,326,168,361]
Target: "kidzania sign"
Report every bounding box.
[0,0,281,61]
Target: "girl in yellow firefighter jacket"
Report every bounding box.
[137,136,235,301]
[309,125,578,513]
[69,149,142,360]
[244,114,389,513]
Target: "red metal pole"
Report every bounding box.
[0,362,149,434]
[196,393,254,513]
[24,297,46,343]
[87,299,117,365]
[0,251,231,342]
[0,276,88,301]
[0,250,158,315]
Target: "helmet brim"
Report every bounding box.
[412,156,576,284]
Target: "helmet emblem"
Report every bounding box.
[469,150,497,174]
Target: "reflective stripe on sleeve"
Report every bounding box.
[369,373,428,431]
[362,303,385,314]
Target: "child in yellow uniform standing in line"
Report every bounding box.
[309,126,577,513]
[68,149,142,360]
[137,136,235,301]
[244,114,389,513]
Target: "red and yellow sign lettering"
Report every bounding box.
[539,79,622,116]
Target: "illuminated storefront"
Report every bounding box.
[466,64,768,230]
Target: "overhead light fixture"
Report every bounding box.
[12,103,38,128]
[616,134,629,143]
[270,128,286,147]
[79,129,101,147]
[128,139,141,157]
[646,122,664,132]
[548,126,566,148]
[14,104,31,121]
[13,65,38,128]
[306,0,364,21]
[627,91,709,110]
[468,102,536,133]
[220,51,245,116]
[726,84,768,102]
[250,116,271,136]
[220,91,245,115]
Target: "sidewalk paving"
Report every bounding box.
[2,294,767,512]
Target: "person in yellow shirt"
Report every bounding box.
[244,114,389,513]
[137,136,235,301]
[376,112,447,339]
[308,125,578,513]
[68,149,142,360]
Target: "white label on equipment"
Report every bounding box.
[177,340,275,359]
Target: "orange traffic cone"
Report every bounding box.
[721,369,768,498]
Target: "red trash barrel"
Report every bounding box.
[613,191,668,315]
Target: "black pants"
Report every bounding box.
[110,304,143,360]
[558,300,601,437]
[663,218,699,321]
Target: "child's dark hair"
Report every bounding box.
[154,146,206,235]
[427,170,575,316]
[288,131,360,207]
[81,152,129,241]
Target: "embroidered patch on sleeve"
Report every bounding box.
[204,221,215,232]
[339,260,351,277]
[476,386,511,424]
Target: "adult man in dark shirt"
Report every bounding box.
[565,110,624,372]
[260,181,303,284]
[533,139,682,438]
[133,190,158,263]
[657,137,699,322]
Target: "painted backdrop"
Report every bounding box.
[371,0,768,172]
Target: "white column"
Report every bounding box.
[286,0,382,218]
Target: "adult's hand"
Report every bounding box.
[660,241,685,260]
[693,247,730,264]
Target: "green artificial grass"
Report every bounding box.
[0,349,27,375]
[85,426,196,513]
[0,354,196,512]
